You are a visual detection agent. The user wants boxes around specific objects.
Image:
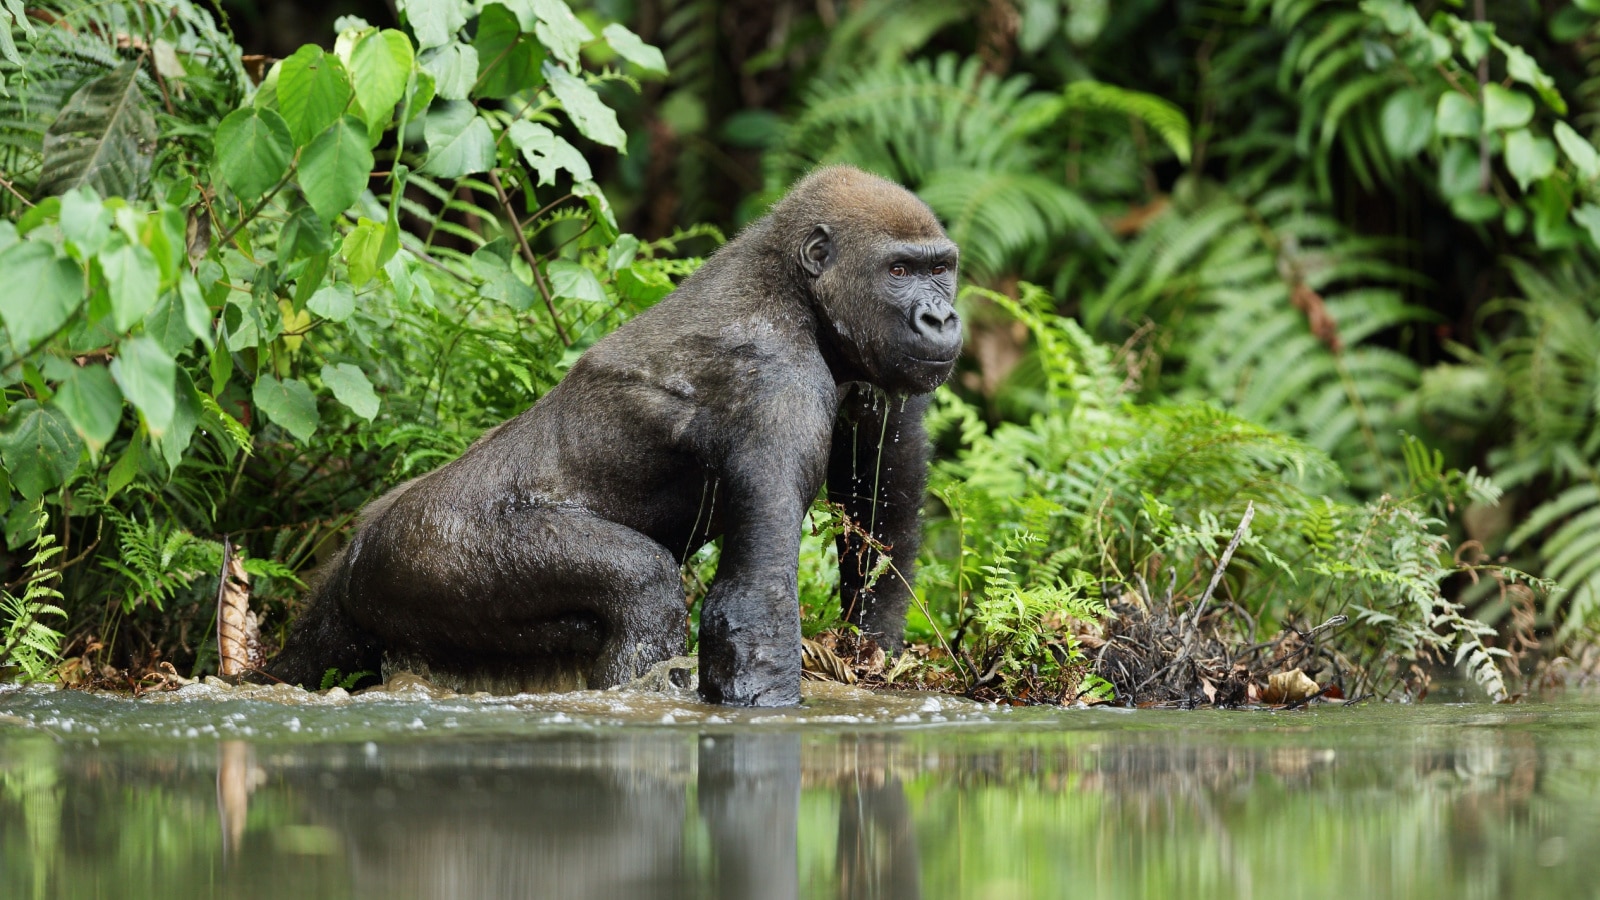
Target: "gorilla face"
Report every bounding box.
[802,225,963,395]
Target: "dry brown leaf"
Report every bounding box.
[1262,668,1320,704]
[1200,677,1217,704]
[801,637,857,684]
[216,541,262,678]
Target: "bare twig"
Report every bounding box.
[1188,501,1254,630]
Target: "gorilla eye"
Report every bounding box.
[931,264,948,276]
[890,264,908,277]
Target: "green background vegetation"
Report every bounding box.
[0,0,1596,702]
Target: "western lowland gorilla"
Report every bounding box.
[264,165,963,706]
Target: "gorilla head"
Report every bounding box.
[781,168,963,394]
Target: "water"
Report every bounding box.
[2,680,1598,900]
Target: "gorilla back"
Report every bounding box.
[264,166,963,706]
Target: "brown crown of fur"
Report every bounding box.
[770,166,948,243]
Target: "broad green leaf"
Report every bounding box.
[1554,122,1600,182]
[397,0,467,49]
[573,180,617,239]
[253,375,319,440]
[471,239,536,310]
[1379,88,1431,159]
[0,401,82,500]
[143,291,198,356]
[281,206,333,261]
[223,295,263,350]
[298,116,374,221]
[35,62,158,199]
[1434,92,1479,138]
[214,107,294,198]
[350,29,414,131]
[0,240,83,350]
[1572,203,1600,248]
[105,433,144,500]
[154,367,201,470]
[52,363,121,451]
[420,43,478,100]
[58,186,110,256]
[341,217,394,286]
[308,282,357,322]
[422,100,495,177]
[508,121,591,185]
[0,0,36,67]
[321,363,379,420]
[178,274,214,349]
[473,4,546,100]
[1495,37,1567,115]
[545,63,625,150]
[1504,129,1556,192]
[1438,140,1480,200]
[142,205,185,287]
[601,24,666,77]
[606,233,639,274]
[110,335,176,436]
[1482,84,1533,131]
[278,47,354,147]
[99,236,162,331]
[531,0,593,68]
[547,260,605,303]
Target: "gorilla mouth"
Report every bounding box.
[908,354,959,366]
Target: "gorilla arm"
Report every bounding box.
[696,378,835,707]
[827,386,931,651]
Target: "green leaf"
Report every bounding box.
[178,274,214,349]
[321,363,379,420]
[1554,122,1600,182]
[99,237,162,331]
[1379,88,1432,159]
[52,364,121,451]
[154,367,201,470]
[1504,129,1556,192]
[422,100,495,177]
[110,336,176,437]
[0,0,36,68]
[298,116,374,221]
[142,291,198,356]
[1572,203,1600,248]
[34,62,158,199]
[471,239,536,310]
[252,375,319,440]
[545,63,625,150]
[58,186,110,257]
[547,260,605,303]
[1434,92,1479,138]
[307,282,357,322]
[350,29,415,132]
[1438,140,1480,200]
[531,0,593,68]
[341,217,394,287]
[1496,37,1566,115]
[278,47,354,147]
[0,241,83,351]
[508,121,591,185]
[601,23,667,77]
[105,432,144,500]
[1482,84,1534,131]
[0,401,82,500]
[214,107,295,199]
[396,0,467,49]
[419,43,478,100]
[473,4,546,100]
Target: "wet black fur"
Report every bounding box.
[264,166,963,706]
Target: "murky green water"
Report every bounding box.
[2,680,1598,900]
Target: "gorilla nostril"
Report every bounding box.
[918,310,945,332]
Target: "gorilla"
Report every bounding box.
[264,166,962,706]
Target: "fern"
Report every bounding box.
[0,503,67,681]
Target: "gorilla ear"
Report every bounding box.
[799,225,834,277]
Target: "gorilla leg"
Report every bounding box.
[345,505,688,690]
[827,385,931,650]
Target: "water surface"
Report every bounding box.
[2,681,1597,899]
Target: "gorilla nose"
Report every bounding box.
[911,302,959,339]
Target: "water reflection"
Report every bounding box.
[2,696,1599,899]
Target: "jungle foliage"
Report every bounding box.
[0,0,1595,702]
